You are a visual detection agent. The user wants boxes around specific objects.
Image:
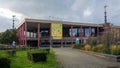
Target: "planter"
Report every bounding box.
[80,50,120,62]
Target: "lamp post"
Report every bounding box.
[104,5,108,23]
[12,15,16,29]
[12,15,16,47]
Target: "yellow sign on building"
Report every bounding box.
[51,23,62,39]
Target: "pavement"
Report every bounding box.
[53,48,120,68]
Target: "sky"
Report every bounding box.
[0,0,120,32]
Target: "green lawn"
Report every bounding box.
[6,49,59,68]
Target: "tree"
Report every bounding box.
[0,29,18,45]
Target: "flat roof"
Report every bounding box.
[17,18,103,29]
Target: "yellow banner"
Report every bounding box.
[51,23,62,39]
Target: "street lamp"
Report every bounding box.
[12,15,16,47]
[12,15,16,29]
[104,5,108,23]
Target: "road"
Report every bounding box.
[53,48,120,68]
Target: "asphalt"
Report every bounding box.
[53,48,120,68]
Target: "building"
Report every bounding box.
[16,18,120,47]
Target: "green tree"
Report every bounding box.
[0,29,18,45]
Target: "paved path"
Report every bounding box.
[53,48,120,68]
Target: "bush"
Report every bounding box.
[96,44,104,52]
[0,50,10,58]
[20,45,27,50]
[45,48,50,54]
[27,52,32,61]
[0,57,11,68]
[28,49,48,62]
[89,38,97,47]
[80,47,85,50]
[73,44,80,49]
[0,50,11,68]
[110,45,120,55]
[84,44,91,51]
[7,50,16,57]
[92,46,97,52]
[72,44,84,49]
[103,44,111,54]
[36,48,50,54]
[32,52,47,62]
[91,44,104,52]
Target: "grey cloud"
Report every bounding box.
[5,0,69,17]
[0,16,12,32]
[0,0,120,32]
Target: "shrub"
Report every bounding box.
[96,44,104,52]
[91,44,104,52]
[72,44,84,49]
[72,44,79,49]
[103,48,111,54]
[84,44,91,51]
[45,48,50,54]
[0,57,11,68]
[36,48,50,54]
[81,47,85,50]
[7,50,16,57]
[92,46,97,52]
[28,49,48,62]
[20,45,27,50]
[89,38,97,47]
[32,52,47,62]
[117,45,120,55]
[110,45,120,55]
[0,50,10,58]
[103,33,111,54]
[27,52,32,61]
[0,50,11,68]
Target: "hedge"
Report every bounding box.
[27,49,48,62]
[0,50,12,68]
[0,57,11,68]
[72,44,84,49]
[7,50,16,57]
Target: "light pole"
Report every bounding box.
[12,15,16,47]
[12,15,16,29]
[104,5,108,23]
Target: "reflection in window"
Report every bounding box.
[85,28,90,37]
[91,28,95,37]
[41,30,49,38]
[69,28,79,37]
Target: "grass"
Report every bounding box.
[0,49,59,68]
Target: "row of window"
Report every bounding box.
[26,28,96,38]
[64,28,96,37]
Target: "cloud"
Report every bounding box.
[0,0,120,32]
[0,8,25,20]
[71,0,87,11]
[0,16,12,32]
[83,8,92,17]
